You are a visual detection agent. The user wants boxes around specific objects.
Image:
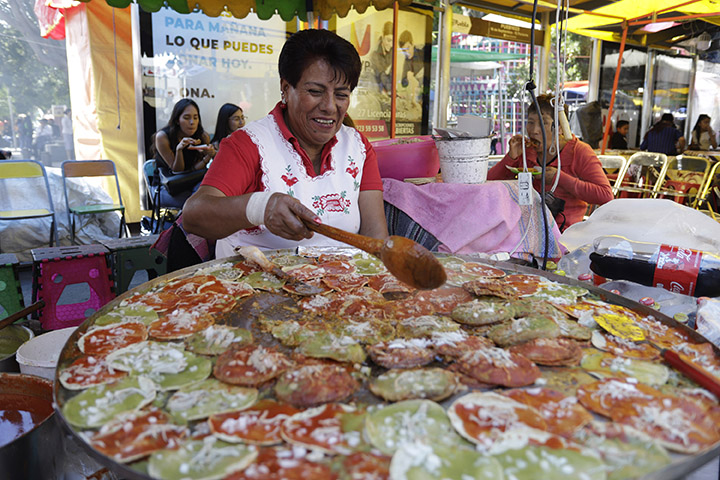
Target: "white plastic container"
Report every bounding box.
[16,327,77,380]
[434,137,491,184]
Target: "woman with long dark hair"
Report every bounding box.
[153,98,216,207]
[690,114,717,150]
[210,103,245,150]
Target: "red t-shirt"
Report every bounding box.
[203,103,383,196]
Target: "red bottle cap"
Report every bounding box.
[639,296,655,306]
[578,273,592,282]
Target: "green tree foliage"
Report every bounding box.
[0,0,69,119]
[506,30,591,100]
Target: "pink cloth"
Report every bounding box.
[382,178,566,258]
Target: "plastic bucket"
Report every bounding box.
[16,327,77,380]
[434,137,491,184]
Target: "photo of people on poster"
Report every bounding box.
[337,7,432,138]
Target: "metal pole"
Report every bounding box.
[538,12,551,94]
[432,6,443,131]
[7,96,16,149]
[600,24,628,154]
[439,1,452,129]
[686,55,698,141]
[390,2,398,138]
[588,38,601,103]
[640,50,656,146]
[499,66,506,154]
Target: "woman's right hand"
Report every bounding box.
[177,137,200,152]
[507,134,525,160]
[263,193,318,241]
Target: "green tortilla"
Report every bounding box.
[390,442,504,480]
[494,445,605,480]
[183,325,253,355]
[94,306,158,327]
[106,341,212,391]
[148,437,258,480]
[365,399,466,456]
[62,376,156,429]
[166,378,257,421]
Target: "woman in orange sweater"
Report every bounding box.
[487,95,613,230]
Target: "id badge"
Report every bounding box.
[517,171,533,206]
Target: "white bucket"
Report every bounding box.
[16,327,77,380]
[434,137,491,184]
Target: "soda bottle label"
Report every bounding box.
[652,244,702,296]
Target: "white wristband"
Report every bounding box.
[245,192,273,226]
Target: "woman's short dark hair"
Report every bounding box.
[165,98,205,142]
[211,103,242,145]
[278,29,362,91]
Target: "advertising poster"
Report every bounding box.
[336,7,432,138]
[142,9,287,151]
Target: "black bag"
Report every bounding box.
[158,167,207,196]
[543,191,566,218]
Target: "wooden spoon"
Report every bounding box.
[0,300,45,331]
[302,220,446,290]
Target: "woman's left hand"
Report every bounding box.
[543,166,558,185]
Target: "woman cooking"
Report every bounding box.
[487,94,613,230]
[183,29,388,257]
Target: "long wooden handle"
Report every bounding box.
[662,349,720,398]
[0,300,45,330]
[303,219,383,256]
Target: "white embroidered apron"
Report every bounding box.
[215,114,367,258]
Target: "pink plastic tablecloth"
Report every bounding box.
[382,178,566,259]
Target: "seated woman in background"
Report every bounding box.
[690,114,717,150]
[487,94,613,231]
[153,98,216,208]
[210,103,245,150]
[183,29,387,257]
[640,113,686,155]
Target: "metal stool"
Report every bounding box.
[31,244,115,330]
[0,253,24,320]
[101,235,167,294]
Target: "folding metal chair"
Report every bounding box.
[142,159,180,233]
[0,159,59,247]
[695,161,720,220]
[616,152,668,199]
[61,160,127,243]
[597,155,628,197]
[654,155,711,207]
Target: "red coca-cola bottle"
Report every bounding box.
[589,235,720,297]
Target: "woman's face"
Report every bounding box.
[178,105,199,137]
[700,117,711,131]
[228,109,245,132]
[282,59,351,153]
[382,34,393,53]
[526,111,554,146]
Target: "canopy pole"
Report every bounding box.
[390,1,399,138]
[438,1,452,129]
[538,12,551,94]
[600,24,627,154]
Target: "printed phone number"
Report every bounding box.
[357,125,386,133]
